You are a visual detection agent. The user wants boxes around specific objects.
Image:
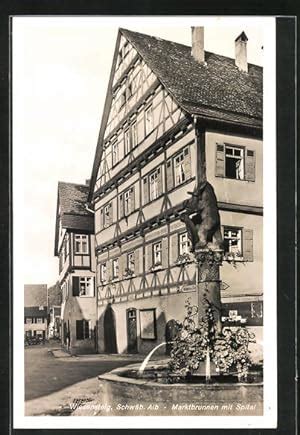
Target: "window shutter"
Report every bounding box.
[76,320,83,340]
[130,187,135,212]
[120,254,126,278]
[108,203,112,225]
[245,149,256,182]
[91,277,95,297]
[107,260,112,281]
[119,194,124,218]
[145,244,153,271]
[100,208,103,228]
[161,237,169,269]
[134,249,140,275]
[243,229,254,261]
[170,233,178,264]
[215,143,225,177]
[143,176,149,205]
[166,159,174,191]
[157,166,163,196]
[183,147,192,180]
[72,277,79,296]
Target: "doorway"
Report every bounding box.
[104,304,118,353]
[126,308,138,353]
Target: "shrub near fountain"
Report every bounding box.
[97,299,263,416]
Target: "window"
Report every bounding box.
[112,258,119,280]
[140,309,157,340]
[179,232,191,255]
[131,122,138,148]
[174,149,186,185]
[117,41,130,67]
[153,242,162,266]
[127,252,135,273]
[103,202,112,227]
[119,91,126,108]
[25,318,32,324]
[112,141,119,166]
[100,263,107,282]
[36,318,43,324]
[76,319,91,340]
[124,123,138,155]
[223,227,242,256]
[73,276,94,297]
[149,168,159,201]
[124,128,131,155]
[120,187,135,218]
[79,277,94,296]
[145,105,153,135]
[75,235,88,254]
[225,145,244,180]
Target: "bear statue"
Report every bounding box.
[180,180,223,252]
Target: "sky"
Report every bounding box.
[13,16,266,286]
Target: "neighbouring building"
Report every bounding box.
[87,27,263,356]
[24,284,48,341]
[54,181,97,354]
[47,282,62,339]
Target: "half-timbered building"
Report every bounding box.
[54,181,97,354]
[88,27,263,355]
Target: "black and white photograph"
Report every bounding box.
[12,16,277,430]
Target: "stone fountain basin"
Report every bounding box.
[97,361,263,416]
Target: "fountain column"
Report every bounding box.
[194,248,223,333]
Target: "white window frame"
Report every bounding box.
[79,277,94,297]
[225,145,245,180]
[103,203,112,227]
[179,232,190,255]
[112,141,119,166]
[145,105,154,136]
[223,227,243,256]
[124,189,132,216]
[174,150,186,186]
[124,128,131,155]
[149,169,159,201]
[112,258,119,280]
[75,235,88,254]
[100,263,107,283]
[153,241,162,266]
[131,121,138,148]
[127,252,135,273]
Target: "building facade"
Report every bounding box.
[24,284,48,341]
[86,28,263,356]
[54,182,97,354]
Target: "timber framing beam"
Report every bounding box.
[95,200,263,252]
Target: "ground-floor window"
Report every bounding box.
[76,319,91,340]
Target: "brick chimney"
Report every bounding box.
[235,31,248,73]
[191,27,205,64]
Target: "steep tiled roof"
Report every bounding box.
[24,306,47,317]
[24,284,47,307]
[120,29,262,127]
[55,182,94,255]
[88,28,263,202]
[58,182,91,216]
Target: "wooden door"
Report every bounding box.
[127,308,138,353]
[104,304,118,353]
